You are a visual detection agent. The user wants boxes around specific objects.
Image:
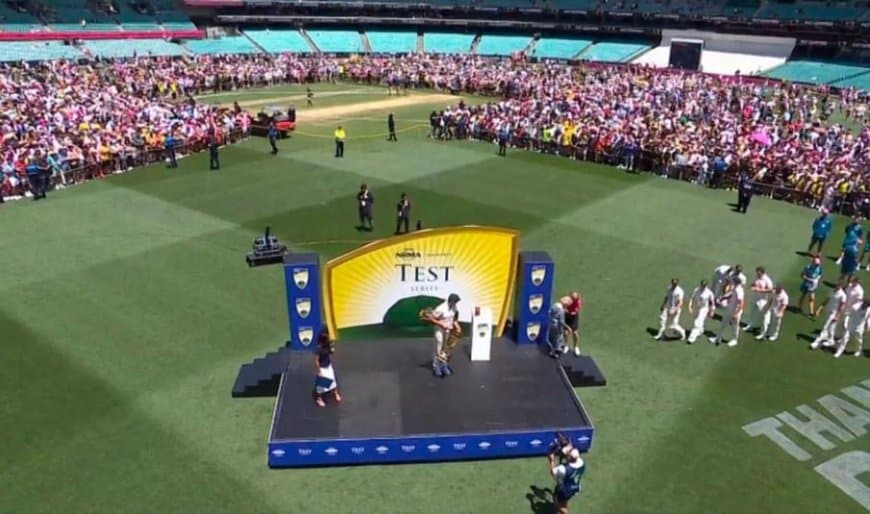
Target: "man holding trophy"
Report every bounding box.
[420,293,462,377]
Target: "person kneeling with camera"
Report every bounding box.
[548,437,585,514]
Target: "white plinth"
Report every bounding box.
[470,307,493,361]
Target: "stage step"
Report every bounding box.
[561,354,607,388]
[232,346,294,397]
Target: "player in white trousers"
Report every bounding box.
[810,282,847,350]
[654,278,686,341]
[842,276,864,340]
[746,266,774,334]
[834,299,869,358]
[687,280,715,344]
[710,276,745,347]
[758,285,788,341]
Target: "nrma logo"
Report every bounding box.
[271,449,286,457]
[401,445,416,453]
[478,442,492,450]
[577,436,591,443]
[376,445,389,455]
[395,248,422,259]
[351,447,366,455]
[530,439,543,448]
[325,447,339,456]
[427,444,441,453]
[297,448,312,456]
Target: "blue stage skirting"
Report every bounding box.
[269,428,594,467]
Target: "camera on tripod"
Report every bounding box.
[548,432,574,461]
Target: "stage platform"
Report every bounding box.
[267,338,595,467]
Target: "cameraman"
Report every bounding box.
[548,447,585,514]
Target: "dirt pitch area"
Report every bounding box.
[238,92,456,122]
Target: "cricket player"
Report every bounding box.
[710,275,745,347]
[834,299,870,358]
[422,293,460,372]
[810,281,847,350]
[797,255,823,317]
[746,266,774,335]
[842,276,864,340]
[654,278,686,341]
[687,280,715,344]
[712,264,745,299]
[758,285,789,341]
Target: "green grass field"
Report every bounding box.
[2,84,868,514]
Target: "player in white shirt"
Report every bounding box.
[710,275,745,347]
[842,276,864,335]
[810,282,847,350]
[712,264,745,299]
[687,280,715,344]
[746,266,775,335]
[758,285,789,341]
[421,293,460,372]
[654,278,686,341]
[835,298,869,358]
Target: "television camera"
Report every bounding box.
[245,225,288,267]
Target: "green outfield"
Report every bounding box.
[2,84,868,514]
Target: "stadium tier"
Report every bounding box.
[245,29,311,53]
[764,60,870,87]
[755,1,864,21]
[580,41,650,63]
[82,38,185,58]
[424,32,475,54]
[306,29,363,53]
[0,41,81,61]
[0,1,42,31]
[366,30,418,53]
[531,37,591,59]
[185,36,259,54]
[475,34,531,56]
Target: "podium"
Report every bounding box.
[471,307,493,361]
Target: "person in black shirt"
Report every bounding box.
[267,122,278,155]
[395,193,410,235]
[357,184,374,231]
[387,112,397,142]
[208,131,220,170]
[737,171,753,214]
[306,87,314,107]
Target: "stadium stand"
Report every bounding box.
[42,1,119,32]
[718,0,761,17]
[580,41,650,63]
[306,29,363,53]
[0,41,81,61]
[475,34,531,56]
[0,1,43,31]
[366,30,418,54]
[82,38,185,58]
[764,61,870,87]
[424,32,475,54]
[152,0,197,29]
[531,37,591,59]
[185,36,259,54]
[116,2,161,30]
[754,1,864,21]
[245,29,312,53]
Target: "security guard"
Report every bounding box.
[334,125,345,158]
[357,183,374,231]
[164,131,177,168]
[395,193,411,235]
[387,112,397,142]
[208,131,220,170]
[267,122,279,155]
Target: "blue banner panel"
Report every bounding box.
[268,427,594,468]
[283,253,322,351]
[513,251,555,344]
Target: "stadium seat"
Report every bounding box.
[306,30,363,53]
[185,36,260,55]
[366,30,418,53]
[532,37,592,59]
[763,60,870,86]
[245,30,312,53]
[0,41,82,61]
[475,34,532,56]
[581,42,651,63]
[83,38,184,58]
[424,32,475,54]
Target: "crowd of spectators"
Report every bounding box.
[1,52,868,208]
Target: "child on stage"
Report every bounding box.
[314,332,342,407]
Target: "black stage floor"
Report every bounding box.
[271,338,590,440]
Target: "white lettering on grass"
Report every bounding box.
[815,451,870,511]
[742,417,812,461]
[818,395,870,438]
[777,405,855,451]
[843,385,870,409]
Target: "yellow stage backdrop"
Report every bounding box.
[323,226,519,338]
